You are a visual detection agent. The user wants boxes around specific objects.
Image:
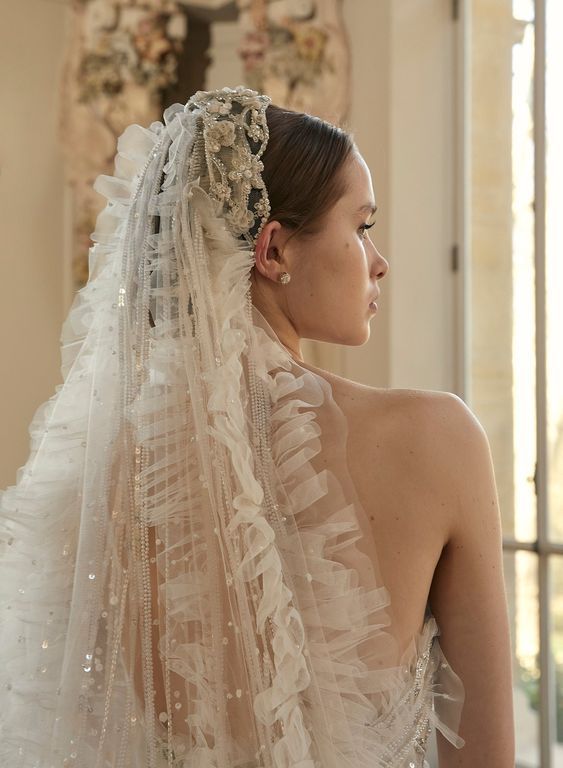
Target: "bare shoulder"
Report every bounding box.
[370,386,495,518]
[368,386,514,762]
[337,378,501,563]
[312,363,498,541]
[358,386,514,764]
[340,380,479,472]
[330,371,469,429]
[365,386,497,533]
[323,375,481,540]
[322,368,479,476]
[367,384,478,437]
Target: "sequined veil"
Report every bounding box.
[0,86,465,768]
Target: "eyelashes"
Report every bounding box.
[359,221,376,237]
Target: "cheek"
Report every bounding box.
[338,237,366,278]
[299,234,361,293]
[330,236,356,270]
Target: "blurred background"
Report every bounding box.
[0,0,561,765]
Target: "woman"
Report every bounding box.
[0,86,514,767]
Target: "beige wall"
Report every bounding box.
[340,0,393,388]
[470,0,516,532]
[0,0,462,487]
[346,0,460,393]
[387,0,460,392]
[0,0,70,490]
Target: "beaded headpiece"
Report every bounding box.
[186,85,272,246]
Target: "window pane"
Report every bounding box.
[470,2,537,544]
[513,0,535,22]
[546,0,563,542]
[512,9,537,544]
[504,549,540,766]
[551,555,563,764]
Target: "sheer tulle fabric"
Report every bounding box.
[0,99,465,768]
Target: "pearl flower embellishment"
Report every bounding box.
[186,86,272,246]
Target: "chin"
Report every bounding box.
[342,324,371,347]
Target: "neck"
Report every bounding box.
[250,287,304,363]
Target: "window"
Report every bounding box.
[469,1,563,765]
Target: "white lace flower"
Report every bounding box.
[254,196,271,218]
[228,205,255,234]
[207,98,222,114]
[210,181,231,202]
[206,121,236,152]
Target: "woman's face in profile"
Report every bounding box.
[252,150,389,351]
[284,151,389,347]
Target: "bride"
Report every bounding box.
[0,86,515,767]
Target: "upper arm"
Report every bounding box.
[427,393,515,766]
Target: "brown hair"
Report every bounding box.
[260,104,357,248]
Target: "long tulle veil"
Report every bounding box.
[0,88,465,768]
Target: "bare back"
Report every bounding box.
[343,385,449,651]
[297,359,516,766]
[313,372,449,653]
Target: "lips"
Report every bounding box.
[368,291,380,312]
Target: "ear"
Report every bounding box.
[253,220,285,282]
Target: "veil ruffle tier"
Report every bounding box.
[0,94,465,768]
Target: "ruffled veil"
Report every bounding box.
[0,87,465,768]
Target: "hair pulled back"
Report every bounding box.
[261,104,356,247]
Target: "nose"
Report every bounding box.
[376,259,388,280]
[372,245,389,280]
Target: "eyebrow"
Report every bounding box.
[358,203,378,214]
